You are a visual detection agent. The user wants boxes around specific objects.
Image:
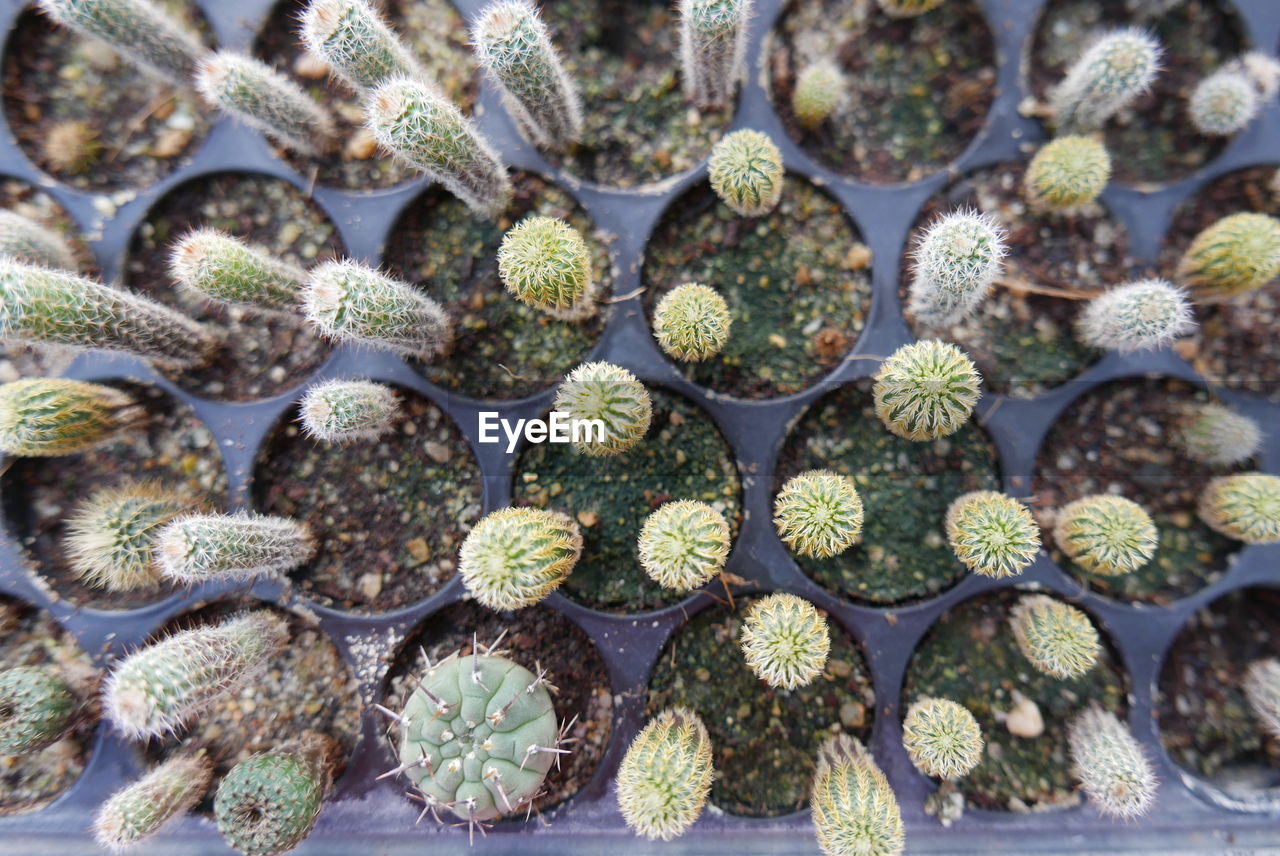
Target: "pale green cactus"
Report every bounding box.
[1189,69,1259,136]
[215,732,335,856]
[679,0,751,110]
[708,130,784,217]
[0,378,141,458]
[792,60,845,130]
[616,708,714,841]
[197,51,337,156]
[1244,658,1280,739]
[873,340,981,441]
[154,513,315,585]
[303,260,451,360]
[457,507,582,610]
[1067,707,1158,819]
[169,229,305,313]
[1051,28,1163,133]
[64,481,192,592]
[299,0,424,92]
[1198,472,1280,544]
[552,361,653,456]
[944,490,1040,579]
[1010,594,1101,680]
[810,734,904,856]
[94,754,213,853]
[652,283,731,362]
[497,216,595,320]
[299,379,399,444]
[1176,212,1280,303]
[1175,402,1262,467]
[876,0,944,17]
[1076,279,1195,353]
[1054,495,1158,575]
[37,0,205,80]
[0,665,76,755]
[901,697,983,779]
[773,470,863,559]
[0,209,78,271]
[637,500,731,592]
[908,210,1007,326]
[1024,135,1112,212]
[739,592,830,689]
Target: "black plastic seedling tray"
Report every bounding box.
[1,0,1280,852]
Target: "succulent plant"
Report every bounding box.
[1023,135,1112,212]
[214,732,335,856]
[652,283,732,362]
[1239,51,1280,99]
[679,0,751,110]
[944,490,1040,579]
[773,470,863,559]
[303,259,451,360]
[104,610,289,739]
[299,379,399,444]
[1189,69,1260,136]
[1175,402,1262,467]
[616,707,714,840]
[1076,279,1195,353]
[1010,594,1101,680]
[876,0,944,17]
[0,209,78,271]
[1053,494,1158,576]
[707,129,784,217]
[496,216,595,320]
[37,0,205,81]
[552,361,653,456]
[1051,28,1163,133]
[94,753,213,853]
[0,378,141,457]
[65,481,192,592]
[810,733,904,856]
[457,507,582,610]
[1243,658,1280,739]
[637,500,731,592]
[154,513,316,585]
[366,76,512,217]
[873,340,981,441]
[1176,212,1280,303]
[0,665,76,755]
[1067,707,1158,819]
[473,0,583,151]
[907,210,1006,327]
[197,51,337,156]
[1198,472,1280,544]
[169,229,305,313]
[299,0,424,92]
[792,60,845,129]
[739,592,830,689]
[901,697,983,780]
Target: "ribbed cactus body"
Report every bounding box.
[901,697,983,779]
[876,0,944,17]
[792,60,844,129]
[215,733,334,856]
[458,507,582,610]
[1024,136,1112,212]
[1244,659,1280,739]
[154,513,315,585]
[1076,279,1194,353]
[65,481,192,591]
[873,340,981,441]
[0,209,78,271]
[617,708,713,840]
[1051,28,1163,132]
[0,378,140,458]
[773,470,863,559]
[653,283,731,362]
[497,216,594,319]
[299,379,398,443]
[637,500,731,591]
[739,593,830,689]
[303,260,451,360]
[1176,403,1262,467]
[907,211,1006,327]
[553,361,653,456]
[708,130,784,217]
[680,0,751,110]
[197,52,337,156]
[1067,707,1157,819]
[94,754,213,852]
[1010,594,1101,679]
[1176,212,1280,302]
[1198,472,1280,544]
[0,666,76,755]
[1053,494,1158,575]
[300,0,424,92]
[37,0,205,80]
[810,734,904,856]
[944,490,1040,578]
[169,229,305,312]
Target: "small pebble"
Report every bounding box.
[1005,696,1044,738]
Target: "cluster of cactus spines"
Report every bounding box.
[1240,51,1280,99]
[810,734,904,856]
[299,379,399,444]
[1051,28,1163,133]
[679,0,751,111]
[707,130,785,218]
[0,259,215,368]
[875,0,944,17]
[303,260,451,360]
[0,378,140,458]
[773,470,863,559]
[1175,212,1280,303]
[1023,135,1112,212]
[637,500,731,592]
[616,707,714,841]
[64,481,192,592]
[473,0,583,151]
[366,76,512,217]
[1189,68,1260,136]
[153,513,316,585]
[944,490,1040,579]
[457,507,583,610]
[1175,402,1263,467]
[37,0,205,81]
[93,753,213,853]
[652,283,732,362]
[1067,707,1158,819]
[0,209,78,271]
[792,60,845,130]
[0,665,76,755]
[299,0,424,92]
[1010,594,1101,680]
[1198,472,1280,544]
[907,210,1007,327]
[552,361,653,456]
[196,52,337,156]
[1243,659,1280,739]
[104,610,289,739]
[496,216,595,320]
[169,229,306,313]
[873,340,981,442]
[1076,279,1195,353]
[1053,494,1158,576]
[739,593,830,689]
[901,698,983,780]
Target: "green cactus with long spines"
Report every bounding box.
[299,379,399,444]
[739,592,830,689]
[773,469,863,559]
[0,209,78,271]
[1176,212,1280,302]
[1198,472,1280,544]
[457,507,582,610]
[1024,135,1112,212]
[901,697,983,780]
[154,513,315,585]
[94,753,213,852]
[1244,659,1280,739]
[1189,69,1259,136]
[37,0,205,80]
[300,0,424,92]
[679,0,751,110]
[944,490,1040,579]
[64,481,192,591]
[637,500,731,592]
[197,51,337,156]
[0,666,76,755]
[0,378,141,458]
[1076,279,1195,354]
[497,216,595,319]
[169,229,306,313]
[303,260,451,360]
[1051,28,1163,133]
[876,0,944,17]
[810,734,904,856]
[553,361,653,456]
[1176,402,1262,467]
[907,210,1006,326]
[215,732,335,856]
[1010,594,1101,680]
[1053,494,1158,575]
[792,60,845,130]
[874,340,981,441]
[616,708,714,841]
[652,283,732,362]
[1067,707,1158,819]
[708,130,784,217]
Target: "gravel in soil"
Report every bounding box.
[776,380,999,604]
[125,173,342,402]
[383,174,612,400]
[647,596,875,817]
[903,590,1127,812]
[514,388,741,613]
[644,177,872,399]
[254,392,481,613]
[770,0,995,183]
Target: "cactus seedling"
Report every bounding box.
[64,481,192,592]
[154,513,316,585]
[1010,594,1101,679]
[1189,69,1259,136]
[773,470,863,559]
[0,665,76,755]
[0,378,141,457]
[1024,136,1112,212]
[1051,28,1162,133]
[873,340,981,441]
[637,500,731,592]
[0,209,78,271]
[1076,279,1195,353]
[1176,212,1280,303]
[169,229,306,313]
[1244,659,1280,739]
[299,0,424,92]
[299,379,399,444]
[679,0,751,110]
[214,732,335,856]
[303,260,451,360]
[901,698,983,779]
[1067,707,1158,819]
[1175,402,1262,467]
[708,130,784,217]
[792,60,845,129]
[944,490,1040,579]
[457,507,582,610]
[197,52,337,156]
[876,0,944,17]
[739,593,830,689]
[1198,472,1280,544]
[810,734,904,856]
[907,210,1007,326]
[617,708,714,840]
[497,216,595,319]
[652,283,732,362]
[37,0,205,81]
[1053,495,1158,576]
[552,361,653,456]
[94,754,213,853]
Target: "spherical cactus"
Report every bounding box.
[1053,494,1158,576]
[907,210,1007,326]
[792,60,844,130]
[1051,28,1163,133]
[637,500,731,592]
[104,610,289,739]
[1240,51,1280,99]
[169,229,306,313]
[299,0,424,92]
[901,697,983,780]
[0,666,76,755]
[616,707,714,840]
[652,283,732,362]
[64,481,192,592]
[0,378,141,458]
[810,734,904,856]
[303,260,451,361]
[739,592,830,689]
[496,216,595,320]
[876,0,944,17]
[1198,472,1280,544]
[679,0,751,110]
[944,490,1040,579]
[94,753,213,853]
[37,0,205,80]
[1067,707,1158,819]
[553,361,653,456]
[154,513,316,585]
[1175,402,1262,467]
[773,470,863,559]
[1244,658,1280,739]
[299,379,399,444]
[457,507,582,610]
[708,130,784,217]
[1189,69,1259,136]
[1076,279,1195,353]
[214,732,335,856]
[196,51,337,156]
[873,340,981,442]
[1024,135,1112,212]
[1176,212,1280,303]
[0,209,78,271]
[1010,594,1101,680]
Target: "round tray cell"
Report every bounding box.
[1157,587,1280,801]
[903,589,1127,812]
[647,595,875,817]
[1,382,227,611]
[2,3,211,191]
[643,176,872,399]
[1032,377,1242,604]
[253,387,481,613]
[513,387,741,613]
[901,162,1134,398]
[775,379,999,605]
[382,601,613,820]
[382,173,612,401]
[770,0,995,184]
[538,0,733,188]
[1028,0,1243,186]
[124,171,342,402]
[253,0,477,191]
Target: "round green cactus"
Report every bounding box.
[810,734,904,856]
[1175,402,1262,467]
[876,0,944,17]
[303,260,452,360]
[1076,279,1195,354]
[169,228,306,313]
[1010,594,1101,680]
[708,130,784,217]
[944,490,1040,579]
[773,469,863,559]
[64,481,192,592]
[553,361,653,456]
[1244,658,1280,739]
[300,0,425,92]
[0,209,78,271]
[1053,494,1158,575]
[901,697,983,780]
[154,513,316,585]
[496,216,594,319]
[0,378,141,458]
[299,379,399,444]
[652,283,732,362]
[739,592,830,689]
[637,500,731,592]
[196,51,337,156]
[0,665,76,755]
[1189,69,1259,136]
[457,507,582,610]
[1051,28,1163,133]
[94,753,213,852]
[1176,212,1280,302]
[214,732,335,856]
[1067,707,1158,819]
[792,60,845,130]
[679,0,750,110]
[616,707,714,840]
[37,0,205,80]
[1198,472,1280,544]
[908,210,1007,326]
[1024,135,1112,212]
[873,340,981,442]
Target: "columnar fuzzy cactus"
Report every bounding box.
[944,490,1040,579]
[0,209,78,271]
[873,340,981,441]
[94,754,213,853]
[1010,594,1101,679]
[197,52,337,156]
[154,513,316,585]
[1024,136,1112,212]
[303,260,451,360]
[707,130,784,217]
[1243,659,1280,739]
[299,379,399,443]
[739,592,830,689]
[1189,69,1260,136]
[0,666,76,755]
[64,481,192,591]
[876,0,944,17]
[104,610,289,739]
[366,77,512,217]
[1067,707,1158,819]
[907,211,1006,327]
[617,708,714,840]
[473,0,583,151]
[37,0,205,80]
[810,734,904,856]
[300,0,424,92]
[1076,279,1195,353]
[1175,402,1262,467]
[1198,472,1280,544]
[457,507,583,610]
[792,60,844,129]
[0,378,140,457]
[652,283,732,362]
[214,732,335,856]
[1176,212,1280,303]
[679,0,751,111]
[773,470,863,559]
[637,500,731,591]
[901,698,983,780]
[496,216,595,319]
[1053,495,1158,576]
[1051,29,1162,132]
[169,229,306,313]
[553,361,653,456]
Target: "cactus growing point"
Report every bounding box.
[196,52,337,156]
[214,732,335,856]
[907,210,1006,326]
[944,490,1040,579]
[637,500,731,592]
[154,513,316,585]
[1198,472,1280,544]
[708,130,784,217]
[792,60,845,129]
[552,361,652,456]
[1076,279,1195,354]
[1010,594,1101,680]
[457,507,582,610]
[901,697,983,780]
[1051,28,1162,133]
[1176,212,1280,303]
[497,216,595,319]
[1024,135,1112,212]
[773,470,863,559]
[652,283,732,362]
[169,229,306,312]
[1175,402,1262,467]
[739,592,831,689]
[873,340,981,441]
[300,0,425,92]
[616,708,714,840]
[1053,494,1158,576]
[303,260,451,360]
[299,379,399,444]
